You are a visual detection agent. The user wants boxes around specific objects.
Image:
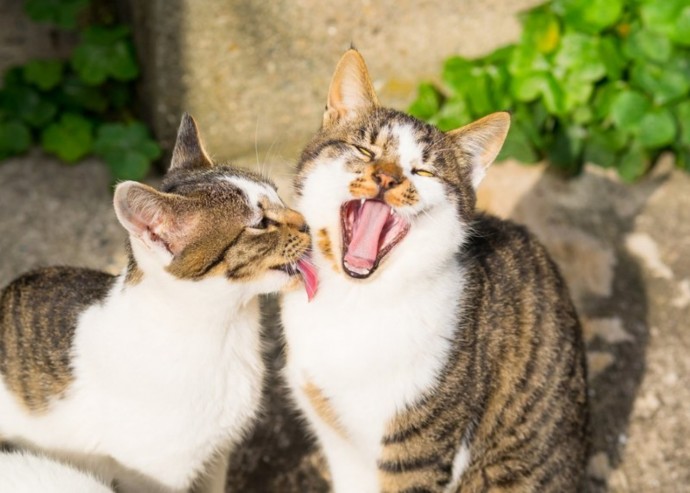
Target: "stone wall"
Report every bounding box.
[124,0,542,163]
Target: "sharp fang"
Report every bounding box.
[390,209,396,216]
[360,198,365,205]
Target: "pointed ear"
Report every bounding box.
[447,112,511,188]
[169,113,213,171]
[113,181,198,256]
[324,49,379,126]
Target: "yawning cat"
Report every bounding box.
[281,50,589,492]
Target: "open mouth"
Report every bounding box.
[340,199,410,279]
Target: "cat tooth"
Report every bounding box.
[360,198,365,206]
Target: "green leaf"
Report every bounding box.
[0,120,32,159]
[675,100,690,147]
[22,60,64,90]
[638,108,677,149]
[553,0,624,34]
[640,0,687,36]
[593,81,625,120]
[71,26,139,85]
[610,90,651,132]
[624,28,673,63]
[508,41,550,76]
[24,0,90,30]
[631,62,690,105]
[55,75,109,113]
[522,8,562,54]
[498,124,539,163]
[409,83,443,120]
[512,72,548,102]
[673,7,690,46]
[430,97,473,132]
[554,31,606,82]
[93,122,161,180]
[618,144,649,182]
[442,56,474,94]
[599,35,626,81]
[540,74,567,116]
[0,84,58,127]
[40,113,93,162]
[546,123,586,174]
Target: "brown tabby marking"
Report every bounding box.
[317,228,339,272]
[303,380,346,438]
[0,268,115,412]
[376,216,588,492]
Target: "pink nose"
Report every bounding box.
[375,172,399,190]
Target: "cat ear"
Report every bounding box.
[324,49,379,126]
[113,181,198,257]
[447,112,511,189]
[169,113,213,171]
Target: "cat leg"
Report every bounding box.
[191,446,230,493]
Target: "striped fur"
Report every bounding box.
[0,114,311,492]
[282,50,588,493]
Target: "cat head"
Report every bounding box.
[295,49,509,282]
[113,114,315,297]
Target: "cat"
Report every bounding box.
[0,451,114,493]
[281,49,589,493]
[0,113,316,493]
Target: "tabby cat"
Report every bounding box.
[0,114,315,492]
[281,50,589,492]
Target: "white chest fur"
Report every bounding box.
[0,272,264,492]
[282,260,463,491]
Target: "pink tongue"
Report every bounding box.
[296,258,319,302]
[343,201,390,271]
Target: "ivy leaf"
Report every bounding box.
[40,113,94,162]
[553,0,624,34]
[22,60,64,90]
[640,0,687,36]
[631,62,689,105]
[93,122,161,180]
[0,120,32,159]
[409,83,442,120]
[593,81,625,121]
[71,26,139,85]
[674,7,690,47]
[638,108,677,149]
[610,90,651,132]
[24,0,90,30]
[442,57,474,95]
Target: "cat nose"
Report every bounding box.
[374,172,399,190]
[284,209,309,233]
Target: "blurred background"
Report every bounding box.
[1,0,689,491]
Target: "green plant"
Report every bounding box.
[409,0,690,181]
[0,0,160,181]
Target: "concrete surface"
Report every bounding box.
[1,152,689,492]
[123,0,543,160]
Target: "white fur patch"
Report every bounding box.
[445,442,471,492]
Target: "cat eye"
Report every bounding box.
[412,168,435,178]
[353,145,375,160]
[249,216,278,230]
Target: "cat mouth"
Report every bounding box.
[340,199,410,279]
[270,255,318,301]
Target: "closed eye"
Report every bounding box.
[412,168,435,177]
[353,145,374,160]
[248,216,279,231]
